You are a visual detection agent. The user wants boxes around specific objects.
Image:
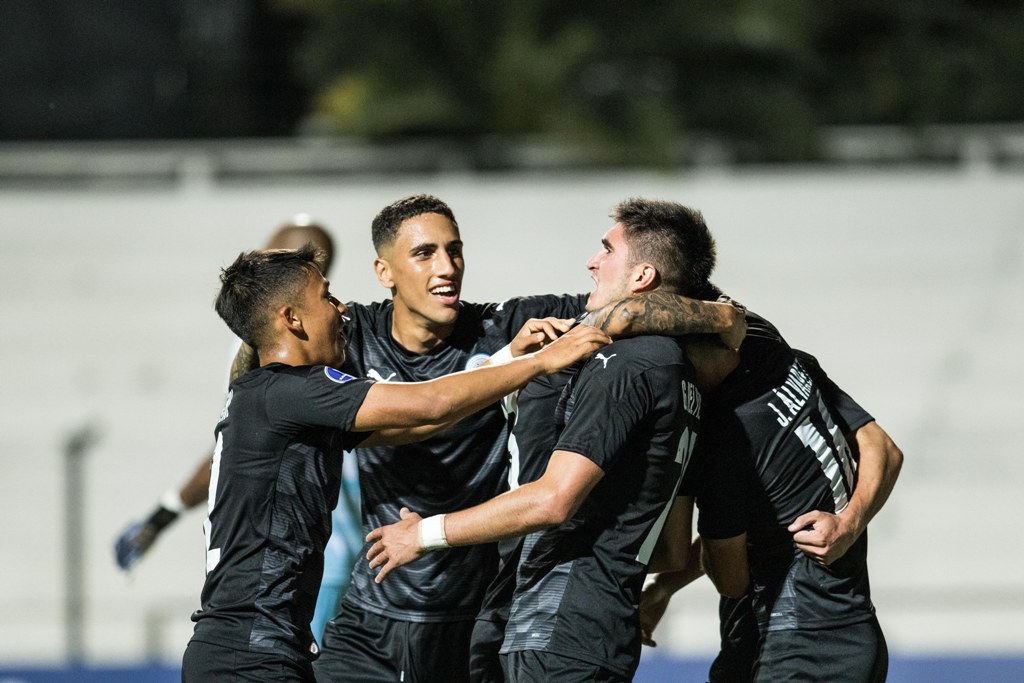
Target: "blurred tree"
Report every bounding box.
[275,0,1024,163]
[3,0,1021,156]
[816,1,1024,126]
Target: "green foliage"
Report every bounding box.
[274,0,1024,163]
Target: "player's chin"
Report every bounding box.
[430,304,460,324]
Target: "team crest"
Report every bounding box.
[466,353,490,370]
[324,366,356,384]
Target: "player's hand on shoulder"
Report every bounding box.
[535,323,611,374]
[510,317,576,357]
[716,295,747,352]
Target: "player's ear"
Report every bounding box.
[279,304,303,333]
[374,257,395,290]
[632,262,658,292]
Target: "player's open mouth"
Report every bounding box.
[429,284,459,305]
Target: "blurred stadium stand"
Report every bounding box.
[0,134,1021,681]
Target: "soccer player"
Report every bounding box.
[640,347,902,682]
[311,195,745,683]
[180,246,610,682]
[114,218,337,574]
[365,198,720,682]
[647,314,902,682]
[112,218,364,642]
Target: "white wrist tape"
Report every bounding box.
[489,344,515,366]
[160,490,187,514]
[418,514,450,552]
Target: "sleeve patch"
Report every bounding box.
[324,366,357,384]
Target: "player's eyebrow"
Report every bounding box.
[601,238,613,251]
[408,240,437,253]
[409,239,463,253]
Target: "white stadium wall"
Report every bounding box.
[0,162,1022,668]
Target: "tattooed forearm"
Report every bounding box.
[229,342,259,382]
[583,292,745,348]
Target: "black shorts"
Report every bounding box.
[470,538,519,683]
[753,616,888,683]
[313,602,473,683]
[500,650,628,683]
[182,639,314,682]
[469,617,506,683]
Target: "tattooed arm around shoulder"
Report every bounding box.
[229,342,259,382]
[584,292,746,350]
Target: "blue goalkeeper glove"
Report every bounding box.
[114,504,180,571]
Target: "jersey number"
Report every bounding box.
[204,431,224,573]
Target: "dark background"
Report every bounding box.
[2,0,1022,163]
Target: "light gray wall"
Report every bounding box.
[1,164,1021,664]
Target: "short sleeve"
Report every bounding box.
[793,350,873,434]
[268,366,374,442]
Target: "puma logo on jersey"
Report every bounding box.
[595,353,617,368]
[367,368,397,382]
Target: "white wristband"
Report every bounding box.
[418,514,450,552]
[160,490,187,514]
[489,344,515,366]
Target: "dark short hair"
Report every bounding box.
[215,245,323,351]
[371,194,458,253]
[611,198,717,297]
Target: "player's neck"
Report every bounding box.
[258,337,328,368]
[389,303,455,354]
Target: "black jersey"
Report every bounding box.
[475,365,578,629]
[189,363,374,662]
[340,295,587,621]
[694,313,876,634]
[501,336,701,677]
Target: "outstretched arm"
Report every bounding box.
[789,421,903,565]
[365,450,604,582]
[584,292,746,350]
[359,317,577,447]
[354,324,609,435]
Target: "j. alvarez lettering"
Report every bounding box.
[767,361,813,426]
